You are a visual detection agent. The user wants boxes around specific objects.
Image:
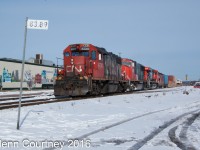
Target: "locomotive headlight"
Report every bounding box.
[71,59,74,64]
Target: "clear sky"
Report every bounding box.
[0,0,200,80]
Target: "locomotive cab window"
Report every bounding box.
[65,52,70,57]
[81,51,89,57]
[91,51,96,60]
[122,61,131,67]
[72,51,89,57]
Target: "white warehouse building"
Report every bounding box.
[0,54,61,90]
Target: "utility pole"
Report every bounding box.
[17,17,28,130]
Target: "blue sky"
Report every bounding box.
[0,0,200,80]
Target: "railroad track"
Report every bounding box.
[0,95,37,101]
[0,87,183,110]
[0,92,45,98]
[0,96,71,110]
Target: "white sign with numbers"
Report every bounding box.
[27,19,48,30]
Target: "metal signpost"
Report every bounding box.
[17,18,48,130]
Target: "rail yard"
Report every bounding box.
[1,1,200,150]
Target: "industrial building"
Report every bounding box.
[0,54,61,90]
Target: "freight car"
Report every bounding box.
[168,75,177,88]
[54,44,176,96]
[164,75,169,88]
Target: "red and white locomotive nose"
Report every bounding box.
[66,65,83,73]
[67,56,85,75]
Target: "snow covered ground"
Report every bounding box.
[0,86,200,150]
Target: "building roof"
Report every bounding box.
[0,58,59,68]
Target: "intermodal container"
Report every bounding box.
[164,75,168,87]
[168,75,176,88]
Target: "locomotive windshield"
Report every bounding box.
[72,51,89,57]
[122,61,132,67]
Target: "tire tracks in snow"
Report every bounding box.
[44,107,173,150]
[127,109,200,150]
[168,111,200,150]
